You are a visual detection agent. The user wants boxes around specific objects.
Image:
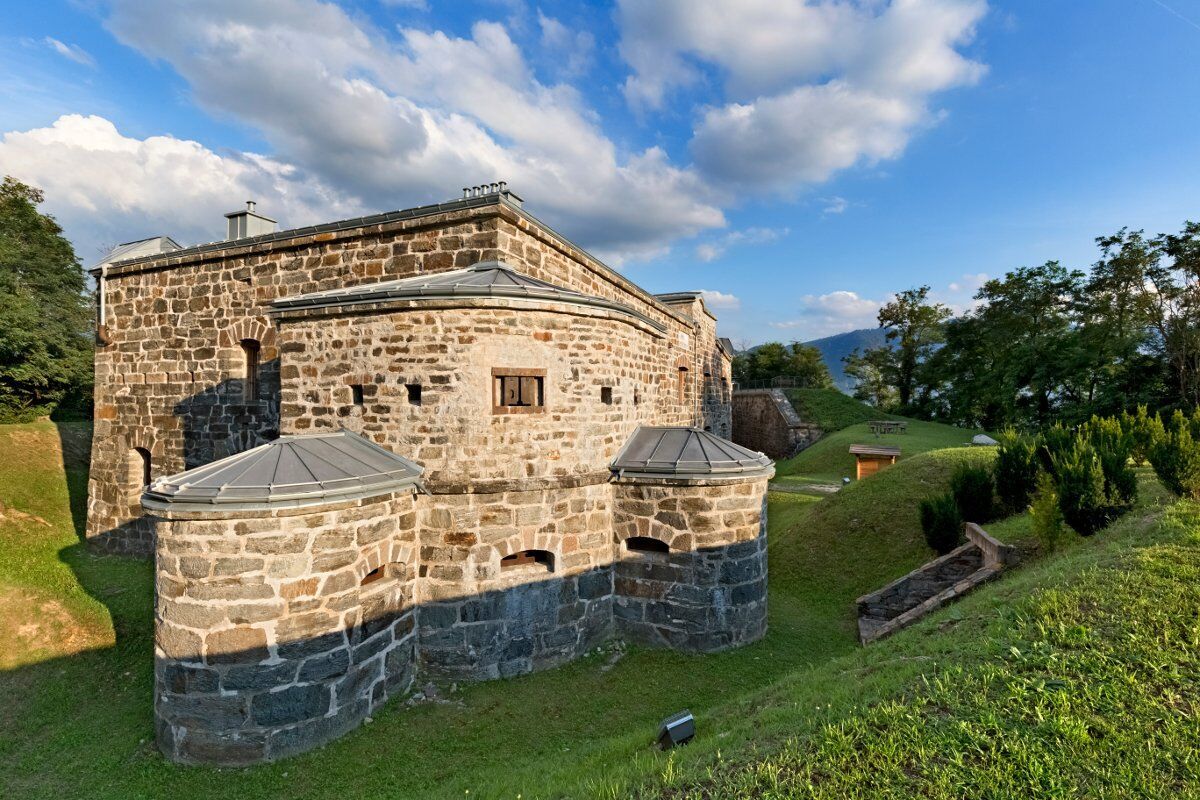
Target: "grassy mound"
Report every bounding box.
[783,388,892,432]
[776,418,985,485]
[618,473,1194,798]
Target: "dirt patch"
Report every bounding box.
[0,587,112,668]
[0,499,51,528]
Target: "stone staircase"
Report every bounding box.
[856,523,1017,644]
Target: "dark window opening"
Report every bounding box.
[126,447,151,500]
[634,388,641,406]
[601,386,613,405]
[406,383,422,405]
[351,384,365,406]
[500,549,554,572]
[677,367,688,403]
[361,562,403,587]
[240,339,260,402]
[493,368,546,413]
[625,536,669,555]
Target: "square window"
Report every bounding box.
[406,383,422,405]
[492,367,546,414]
[601,386,613,405]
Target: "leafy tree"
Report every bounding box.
[876,286,950,410]
[843,346,896,408]
[731,342,834,389]
[0,177,92,422]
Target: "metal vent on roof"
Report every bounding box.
[142,430,423,512]
[611,427,773,480]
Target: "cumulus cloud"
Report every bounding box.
[0,114,360,263]
[698,289,740,309]
[44,37,96,68]
[618,0,987,191]
[95,0,723,260]
[771,290,887,339]
[537,11,595,77]
[694,226,787,262]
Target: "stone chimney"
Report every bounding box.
[224,201,277,241]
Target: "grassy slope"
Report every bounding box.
[783,388,893,433]
[0,423,979,800]
[776,418,985,486]
[619,472,1198,798]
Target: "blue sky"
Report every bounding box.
[2,0,1199,345]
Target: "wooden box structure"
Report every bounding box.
[849,443,901,480]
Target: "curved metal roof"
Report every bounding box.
[142,431,423,513]
[270,260,666,332]
[610,427,773,480]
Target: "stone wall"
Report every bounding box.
[731,389,822,460]
[152,490,418,765]
[89,197,726,553]
[611,477,769,652]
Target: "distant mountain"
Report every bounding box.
[803,328,889,393]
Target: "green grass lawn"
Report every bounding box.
[2,421,1196,798]
[783,388,893,433]
[775,416,986,487]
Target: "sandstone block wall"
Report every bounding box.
[611,478,769,652]
[152,491,418,765]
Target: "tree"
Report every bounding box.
[0,176,92,422]
[843,346,896,408]
[731,342,834,389]
[877,286,951,409]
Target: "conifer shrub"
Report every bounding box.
[949,463,996,523]
[993,430,1040,514]
[1149,414,1200,499]
[1038,423,1076,472]
[1029,470,1066,553]
[1119,405,1165,466]
[919,492,962,555]
[1052,435,1136,536]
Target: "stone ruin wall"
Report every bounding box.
[88,201,717,554]
[153,490,419,765]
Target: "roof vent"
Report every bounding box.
[461,181,522,207]
[224,200,277,241]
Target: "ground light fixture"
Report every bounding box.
[657,710,695,749]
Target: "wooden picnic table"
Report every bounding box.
[868,420,908,436]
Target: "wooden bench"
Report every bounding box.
[868,420,908,436]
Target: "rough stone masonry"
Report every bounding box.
[88,187,772,765]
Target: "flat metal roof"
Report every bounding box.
[142,430,423,512]
[611,426,773,480]
[270,260,667,332]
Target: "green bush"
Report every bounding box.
[993,430,1039,514]
[919,492,962,555]
[950,463,995,523]
[1029,470,1067,553]
[1038,423,1076,472]
[1080,414,1130,458]
[1119,405,1165,466]
[1052,435,1136,536]
[1149,417,1200,499]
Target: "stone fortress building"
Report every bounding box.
[87,185,773,765]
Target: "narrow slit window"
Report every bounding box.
[601,386,613,405]
[625,537,669,555]
[350,384,365,406]
[492,368,546,414]
[500,549,554,572]
[240,339,260,402]
[406,383,422,406]
[677,367,688,403]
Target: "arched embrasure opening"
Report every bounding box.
[126,447,151,501]
[500,549,554,573]
[624,536,670,556]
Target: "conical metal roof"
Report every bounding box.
[611,427,773,480]
[270,260,665,331]
[142,431,423,512]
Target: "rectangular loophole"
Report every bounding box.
[350,384,365,406]
[492,367,546,414]
[601,386,613,405]
[406,383,422,406]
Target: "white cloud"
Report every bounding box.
[821,196,849,215]
[618,0,987,191]
[537,11,595,77]
[0,114,361,263]
[94,0,723,260]
[698,289,740,309]
[694,226,787,261]
[771,290,888,339]
[382,0,429,8]
[44,37,96,68]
